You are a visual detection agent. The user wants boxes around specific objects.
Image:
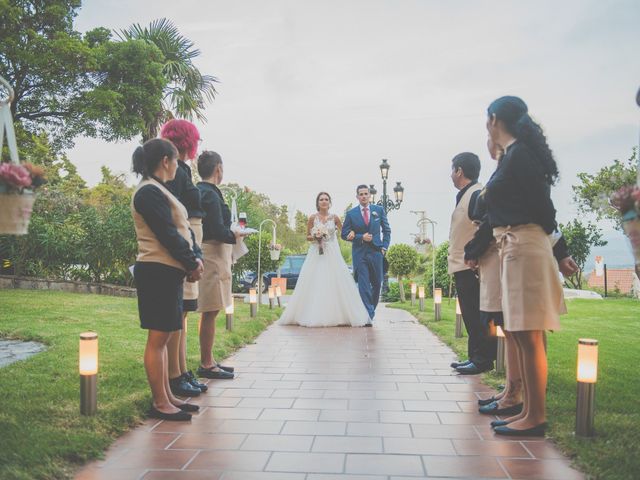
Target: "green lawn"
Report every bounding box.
[389,297,640,480]
[0,289,281,480]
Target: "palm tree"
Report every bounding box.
[118,18,218,140]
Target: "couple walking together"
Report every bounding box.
[279,185,391,327]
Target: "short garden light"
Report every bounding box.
[410,283,417,306]
[249,288,257,317]
[268,286,275,309]
[576,338,598,437]
[79,332,98,416]
[418,286,425,311]
[495,325,505,374]
[455,297,463,338]
[275,285,283,307]
[225,303,234,331]
[434,288,442,321]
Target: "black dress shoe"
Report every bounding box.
[197,365,234,379]
[478,396,498,406]
[185,371,208,392]
[456,362,493,375]
[149,407,192,421]
[450,359,471,369]
[176,403,200,412]
[494,423,546,437]
[364,320,373,327]
[491,419,510,428]
[169,376,202,397]
[214,363,235,373]
[479,401,523,416]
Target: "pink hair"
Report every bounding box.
[160,119,200,159]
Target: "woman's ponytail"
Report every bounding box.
[132,146,147,176]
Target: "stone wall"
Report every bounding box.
[0,275,137,298]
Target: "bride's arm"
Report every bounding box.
[306,214,316,241]
[334,215,343,232]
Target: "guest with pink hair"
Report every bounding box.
[161,119,208,397]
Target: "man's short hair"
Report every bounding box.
[356,184,369,194]
[451,152,481,181]
[197,150,222,179]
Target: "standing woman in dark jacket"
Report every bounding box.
[131,138,203,421]
[161,119,208,397]
[196,151,246,379]
[484,96,577,436]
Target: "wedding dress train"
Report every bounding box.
[278,215,369,327]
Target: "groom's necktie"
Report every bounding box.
[363,206,369,225]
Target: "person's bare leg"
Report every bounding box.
[200,311,220,368]
[167,328,182,380]
[162,347,185,405]
[145,330,180,414]
[496,333,523,408]
[179,313,188,374]
[501,333,528,424]
[507,330,547,429]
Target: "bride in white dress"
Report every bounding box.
[278,192,369,327]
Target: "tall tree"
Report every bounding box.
[118,18,218,140]
[573,149,637,229]
[0,0,167,147]
[559,220,607,289]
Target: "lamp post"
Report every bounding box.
[370,159,404,298]
[455,297,463,338]
[495,326,506,374]
[225,303,234,331]
[257,219,277,310]
[433,288,442,321]
[576,338,598,437]
[79,332,98,416]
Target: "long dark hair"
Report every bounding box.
[132,138,178,178]
[316,192,332,211]
[488,96,559,185]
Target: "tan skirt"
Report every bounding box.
[183,218,203,302]
[478,239,502,312]
[494,224,564,332]
[197,240,233,313]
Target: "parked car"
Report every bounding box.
[238,254,306,292]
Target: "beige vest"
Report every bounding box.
[448,182,482,274]
[131,178,193,271]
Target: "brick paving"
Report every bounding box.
[75,305,584,480]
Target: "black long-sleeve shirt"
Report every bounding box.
[485,141,557,234]
[197,181,236,244]
[166,160,204,218]
[465,183,569,262]
[133,183,202,271]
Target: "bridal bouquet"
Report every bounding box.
[311,224,329,255]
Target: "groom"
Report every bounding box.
[342,185,391,326]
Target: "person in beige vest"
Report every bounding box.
[131,138,204,421]
[161,119,208,397]
[447,152,496,375]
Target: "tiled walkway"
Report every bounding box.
[76,305,583,480]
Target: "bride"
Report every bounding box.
[278,192,369,327]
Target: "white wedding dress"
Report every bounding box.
[278,214,369,327]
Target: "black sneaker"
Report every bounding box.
[169,375,201,397]
[185,371,208,392]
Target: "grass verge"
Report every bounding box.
[388,297,640,480]
[0,289,281,480]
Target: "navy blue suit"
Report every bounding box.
[341,204,391,319]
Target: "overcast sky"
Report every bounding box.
[72,0,640,261]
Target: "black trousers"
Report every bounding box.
[454,269,496,367]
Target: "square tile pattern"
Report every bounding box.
[75,305,583,479]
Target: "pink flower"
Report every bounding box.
[0,163,32,188]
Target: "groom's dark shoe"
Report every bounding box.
[364,320,373,327]
[450,359,471,369]
[456,362,492,375]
